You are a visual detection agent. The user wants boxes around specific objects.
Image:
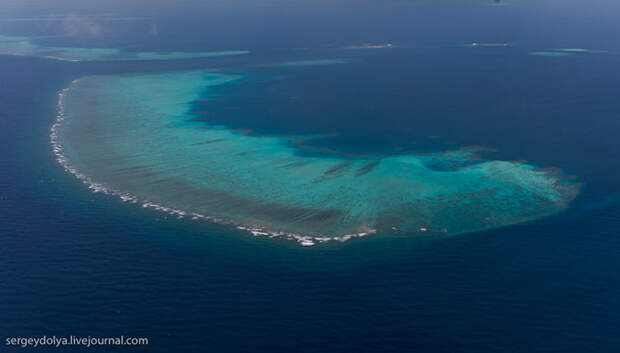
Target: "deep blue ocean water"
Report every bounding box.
[2,0,620,351]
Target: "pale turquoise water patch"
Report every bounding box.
[344,43,394,50]
[556,48,608,53]
[134,50,250,60]
[0,34,249,62]
[0,34,40,42]
[259,59,352,68]
[529,51,570,57]
[42,47,122,60]
[530,49,611,57]
[468,42,511,47]
[0,16,151,22]
[557,48,591,53]
[55,71,579,245]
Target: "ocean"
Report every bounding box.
[2,0,620,351]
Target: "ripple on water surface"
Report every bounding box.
[53,71,580,245]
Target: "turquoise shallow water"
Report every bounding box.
[0,34,249,62]
[55,70,579,245]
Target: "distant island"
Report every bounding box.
[346,43,394,49]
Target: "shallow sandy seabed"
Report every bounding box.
[0,34,249,62]
[51,71,580,246]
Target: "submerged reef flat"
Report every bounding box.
[469,42,511,47]
[345,43,394,50]
[258,59,352,68]
[53,71,579,245]
[0,34,249,62]
[529,51,570,57]
[556,48,606,53]
[530,49,610,57]
[0,15,151,23]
